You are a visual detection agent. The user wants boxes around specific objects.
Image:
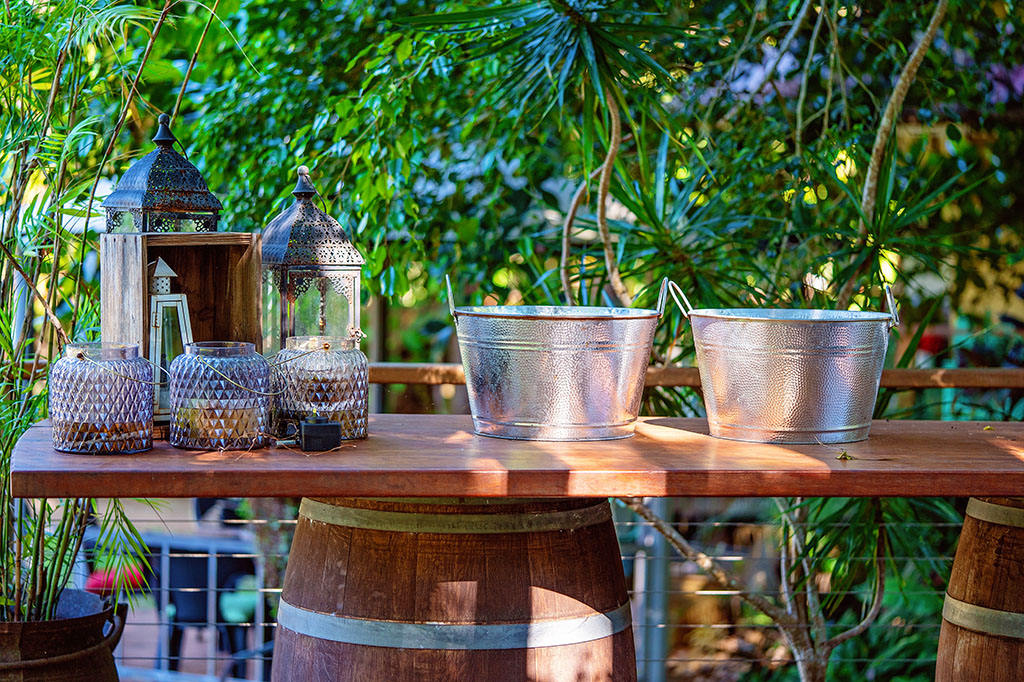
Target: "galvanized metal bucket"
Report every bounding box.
[669,283,900,444]
[448,277,669,441]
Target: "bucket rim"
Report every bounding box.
[453,305,661,320]
[688,308,892,323]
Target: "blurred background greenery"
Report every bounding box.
[3,0,1022,679]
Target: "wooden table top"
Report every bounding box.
[11,415,1024,499]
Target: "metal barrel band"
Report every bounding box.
[277,599,631,650]
[942,594,1024,640]
[299,497,611,534]
[965,498,1024,528]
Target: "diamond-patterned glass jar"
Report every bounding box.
[169,342,270,450]
[49,343,153,454]
[274,335,368,440]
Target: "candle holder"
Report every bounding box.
[273,335,368,440]
[261,166,364,353]
[49,343,153,454]
[169,342,270,450]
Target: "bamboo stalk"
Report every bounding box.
[172,0,222,120]
[13,502,22,619]
[71,0,175,336]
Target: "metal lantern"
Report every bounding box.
[262,166,364,352]
[148,257,193,419]
[101,113,222,233]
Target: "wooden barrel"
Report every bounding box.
[272,497,636,682]
[936,497,1024,681]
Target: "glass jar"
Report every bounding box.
[169,342,270,450]
[49,343,153,454]
[274,335,368,440]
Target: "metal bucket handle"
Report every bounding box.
[884,285,900,329]
[446,274,457,321]
[447,275,674,319]
[661,280,900,328]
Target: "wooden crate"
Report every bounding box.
[100,232,262,355]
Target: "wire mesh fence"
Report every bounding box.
[72,495,957,682]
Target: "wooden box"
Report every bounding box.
[100,232,262,354]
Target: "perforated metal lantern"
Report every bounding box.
[101,114,222,233]
[262,166,364,352]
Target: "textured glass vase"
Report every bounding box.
[49,343,153,454]
[169,342,270,450]
[274,335,368,439]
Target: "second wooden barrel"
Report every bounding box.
[273,497,636,682]
[936,497,1024,681]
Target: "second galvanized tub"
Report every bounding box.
[449,279,666,441]
[675,285,899,444]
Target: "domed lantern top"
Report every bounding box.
[262,166,364,349]
[101,114,222,233]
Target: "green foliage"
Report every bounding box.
[4,1,1023,677]
[1,0,157,621]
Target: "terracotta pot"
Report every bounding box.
[0,590,126,682]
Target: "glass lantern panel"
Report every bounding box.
[149,212,200,232]
[111,210,136,233]
[153,301,187,412]
[263,277,282,355]
[291,279,350,339]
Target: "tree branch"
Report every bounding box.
[0,240,71,348]
[560,164,605,305]
[619,497,794,625]
[795,5,825,157]
[722,0,814,124]
[596,90,631,307]
[825,510,888,650]
[837,0,949,307]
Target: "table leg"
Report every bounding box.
[271,497,636,681]
[936,497,1024,680]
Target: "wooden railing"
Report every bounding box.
[367,363,1024,389]
[20,359,1024,389]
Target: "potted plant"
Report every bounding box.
[0,311,147,680]
[1,1,167,676]
[0,259,149,681]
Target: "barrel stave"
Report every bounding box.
[274,497,635,682]
[937,497,1024,681]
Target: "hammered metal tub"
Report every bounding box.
[448,278,668,441]
[671,283,899,444]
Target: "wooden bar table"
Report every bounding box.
[12,415,1024,681]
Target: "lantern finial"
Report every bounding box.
[293,165,316,197]
[152,113,177,148]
